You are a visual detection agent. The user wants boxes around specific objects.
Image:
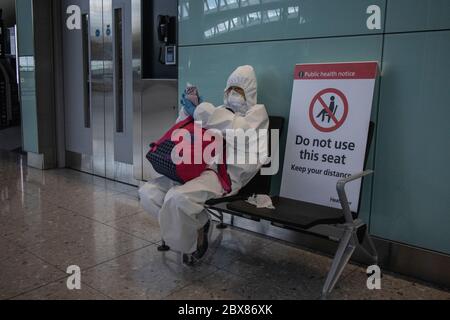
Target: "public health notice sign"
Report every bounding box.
[280,62,379,212]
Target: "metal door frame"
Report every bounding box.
[63,0,95,174]
[109,0,137,185]
[63,0,135,184]
[64,0,173,185]
[131,0,143,183]
[90,0,106,177]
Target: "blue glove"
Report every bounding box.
[181,93,203,117]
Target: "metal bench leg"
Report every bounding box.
[321,228,357,299]
[217,221,228,230]
[216,211,228,230]
[158,240,170,252]
[206,208,228,229]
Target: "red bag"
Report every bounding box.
[146,116,232,194]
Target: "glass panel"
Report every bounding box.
[114,8,124,133]
[371,31,450,254]
[82,13,91,128]
[179,0,386,46]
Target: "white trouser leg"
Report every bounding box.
[138,176,176,219]
[159,171,224,254]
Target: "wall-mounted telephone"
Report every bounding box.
[157,15,177,65]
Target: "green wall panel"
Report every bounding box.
[179,35,383,223]
[20,87,39,154]
[179,0,385,46]
[19,56,38,153]
[15,0,35,56]
[371,31,450,254]
[386,0,450,33]
[16,0,39,153]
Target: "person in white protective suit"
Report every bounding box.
[139,65,269,262]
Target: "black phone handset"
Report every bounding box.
[158,15,176,65]
[158,15,170,44]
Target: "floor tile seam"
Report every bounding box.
[159,261,227,300]
[80,243,156,273]
[4,274,71,301]
[55,207,158,244]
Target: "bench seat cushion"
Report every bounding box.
[226,197,352,229]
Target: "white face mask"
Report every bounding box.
[227,90,246,113]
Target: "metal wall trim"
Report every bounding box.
[27,152,44,170]
[114,161,138,186]
[102,0,115,180]
[141,79,179,181]
[131,0,142,181]
[90,0,106,177]
[66,151,93,174]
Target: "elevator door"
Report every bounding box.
[62,0,135,184]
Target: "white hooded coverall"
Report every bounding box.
[139,65,269,254]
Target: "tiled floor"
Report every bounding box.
[1,151,449,300]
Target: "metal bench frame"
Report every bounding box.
[204,170,378,299]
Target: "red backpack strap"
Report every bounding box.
[153,116,194,148]
[216,142,232,194]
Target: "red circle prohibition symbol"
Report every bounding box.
[309,88,349,133]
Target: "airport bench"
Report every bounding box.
[215,170,378,299]
[160,116,378,299]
